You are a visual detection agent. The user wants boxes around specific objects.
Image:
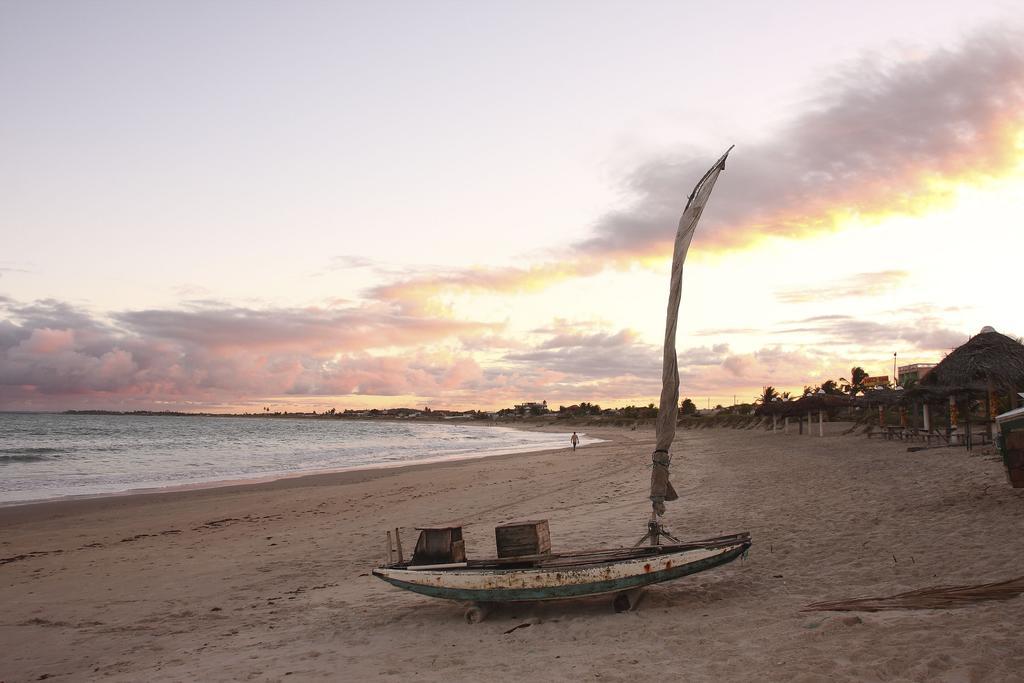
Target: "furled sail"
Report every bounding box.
[650,147,732,519]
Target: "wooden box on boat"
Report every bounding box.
[411,526,466,565]
[495,520,551,558]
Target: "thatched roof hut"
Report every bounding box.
[922,326,1024,396]
[853,387,907,407]
[755,398,789,417]
[758,392,853,417]
[795,392,854,412]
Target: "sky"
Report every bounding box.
[1,1,1023,412]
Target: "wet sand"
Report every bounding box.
[2,426,1022,681]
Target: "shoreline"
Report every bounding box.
[0,424,613,523]
[0,419,603,513]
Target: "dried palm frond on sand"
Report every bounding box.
[804,576,1024,612]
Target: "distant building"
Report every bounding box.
[384,408,421,418]
[863,375,890,389]
[898,363,936,386]
[514,401,548,416]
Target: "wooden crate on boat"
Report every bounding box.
[495,520,551,558]
[411,526,466,565]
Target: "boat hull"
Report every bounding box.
[372,539,749,602]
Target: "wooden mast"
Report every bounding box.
[643,147,733,545]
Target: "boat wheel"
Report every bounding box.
[464,602,494,623]
[613,589,644,613]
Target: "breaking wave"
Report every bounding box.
[0,447,68,464]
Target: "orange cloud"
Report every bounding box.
[774,270,909,304]
[367,29,1024,310]
[366,261,606,315]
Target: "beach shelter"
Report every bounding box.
[921,326,1024,444]
[757,393,853,436]
[757,397,796,433]
[792,392,854,436]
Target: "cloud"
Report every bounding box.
[775,270,909,304]
[114,304,489,354]
[327,255,379,270]
[676,316,989,399]
[679,343,731,366]
[580,28,1024,259]
[693,327,759,337]
[2,294,983,410]
[505,330,658,382]
[505,331,729,386]
[365,28,1024,308]
[537,329,638,350]
[774,313,966,351]
[169,284,214,299]
[0,298,500,408]
[366,261,605,315]
[0,299,734,409]
[693,346,848,394]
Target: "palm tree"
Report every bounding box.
[843,366,868,395]
[756,385,779,405]
[820,379,841,395]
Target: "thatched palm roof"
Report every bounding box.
[902,383,954,403]
[755,400,786,417]
[758,393,853,417]
[795,393,855,411]
[852,387,906,407]
[922,327,1024,395]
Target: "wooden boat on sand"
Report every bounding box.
[372,148,751,621]
[373,532,750,609]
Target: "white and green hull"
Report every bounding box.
[372,533,750,603]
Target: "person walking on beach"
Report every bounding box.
[571,432,580,452]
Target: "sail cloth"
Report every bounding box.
[650,147,733,517]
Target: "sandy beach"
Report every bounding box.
[2,425,1023,682]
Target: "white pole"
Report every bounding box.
[784,416,789,433]
[923,404,930,431]
[819,410,824,437]
[807,411,812,436]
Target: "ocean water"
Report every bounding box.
[0,413,592,505]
